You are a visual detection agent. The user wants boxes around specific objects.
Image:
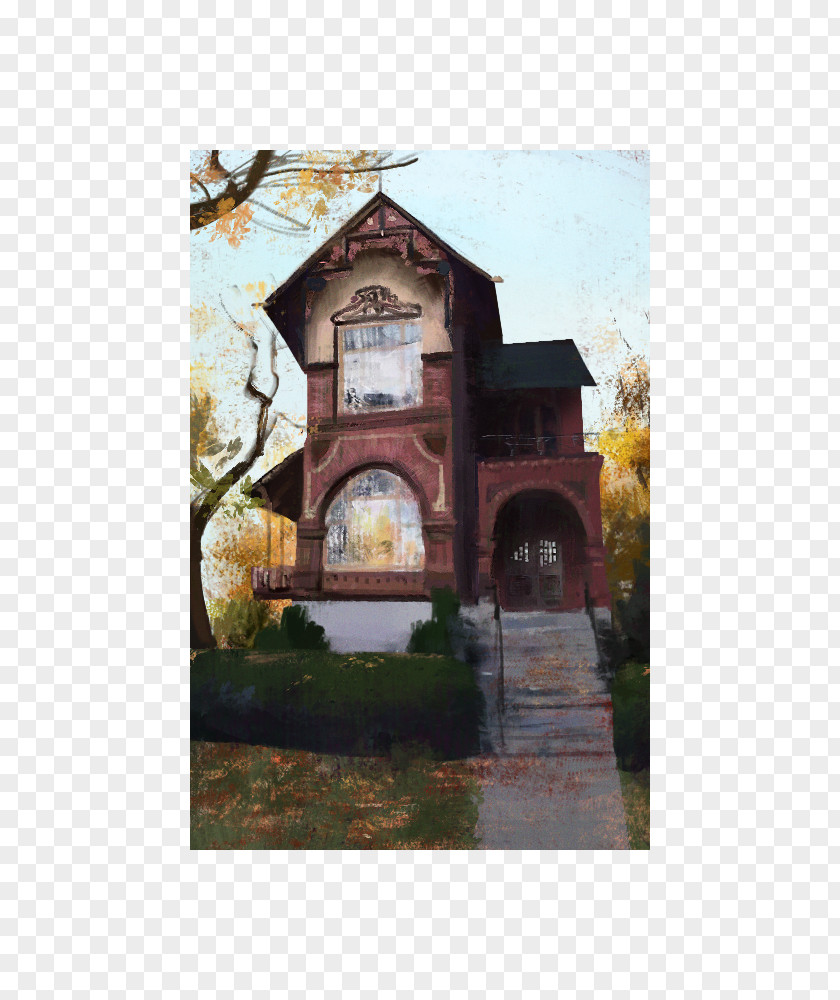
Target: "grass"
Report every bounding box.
[611,660,650,849]
[618,768,650,849]
[191,649,484,758]
[190,740,482,850]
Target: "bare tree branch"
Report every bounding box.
[260,155,418,181]
[190,173,211,200]
[190,150,419,233]
[612,311,632,351]
[190,149,275,231]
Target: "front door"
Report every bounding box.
[501,499,563,610]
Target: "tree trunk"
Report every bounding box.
[189,319,279,651]
[191,514,216,650]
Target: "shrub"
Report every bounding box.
[253,603,329,651]
[616,522,649,663]
[407,587,461,655]
[212,598,273,649]
[611,660,650,772]
[191,649,485,758]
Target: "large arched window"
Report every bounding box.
[325,469,424,569]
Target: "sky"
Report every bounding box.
[191,148,649,462]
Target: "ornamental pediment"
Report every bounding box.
[330,285,423,326]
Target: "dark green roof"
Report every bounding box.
[477,340,596,390]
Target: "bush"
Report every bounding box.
[212,598,273,649]
[191,648,485,758]
[611,660,650,772]
[253,604,329,651]
[616,522,649,663]
[407,587,461,655]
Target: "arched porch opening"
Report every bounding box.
[491,490,588,611]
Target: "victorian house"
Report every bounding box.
[251,193,611,613]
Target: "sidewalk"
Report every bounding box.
[463,607,629,850]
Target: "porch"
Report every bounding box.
[476,452,611,611]
[251,566,427,600]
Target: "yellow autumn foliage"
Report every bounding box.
[205,507,297,603]
[270,150,380,234]
[194,150,385,248]
[599,462,648,603]
[191,351,304,603]
[598,357,650,607]
[208,200,255,248]
[599,420,650,489]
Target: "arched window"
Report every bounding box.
[325,469,424,569]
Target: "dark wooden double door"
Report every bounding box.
[499,495,564,610]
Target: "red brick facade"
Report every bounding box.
[252,194,612,611]
[292,354,458,598]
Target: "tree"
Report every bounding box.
[190,149,418,243]
[598,354,650,614]
[204,420,300,609]
[190,304,279,649]
[189,150,421,649]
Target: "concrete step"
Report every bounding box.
[486,702,615,753]
[503,688,611,708]
[467,605,628,848]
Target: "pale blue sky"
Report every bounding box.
[192,149,649,436]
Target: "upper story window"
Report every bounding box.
[342,322,422,412]
[331,285,423,415]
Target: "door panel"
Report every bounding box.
[495,492,582,611]
[503,527,563,609]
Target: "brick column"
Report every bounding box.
[476,540,495,599]
[422,520,457,592]
[293,524,326,593]
[583,541,611,609]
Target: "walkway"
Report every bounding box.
[462,607,629,850]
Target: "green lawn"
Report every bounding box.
[191,740,482,850]
[611,660,650,849]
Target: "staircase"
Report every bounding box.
[463,606,629,849]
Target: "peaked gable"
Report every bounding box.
[264,193,493,311]
[261,192,499,368]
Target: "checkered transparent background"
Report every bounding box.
[3,2,837,998]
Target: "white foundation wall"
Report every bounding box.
[297,601,433,653]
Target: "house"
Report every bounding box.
[250,193,611,615]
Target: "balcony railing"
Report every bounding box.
[479,432,596,458]
[323,570,426,596]
[251,566,427,598]
[251,566,293,593]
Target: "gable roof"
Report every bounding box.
[250,448,304,521]
[478,341,597,390]
[263,192,494,309]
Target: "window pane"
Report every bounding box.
[325,469,424,569]
[342,323,423,412]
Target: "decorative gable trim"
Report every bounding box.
[330,285,423,326]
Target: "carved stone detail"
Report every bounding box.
[330,285,422,326]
